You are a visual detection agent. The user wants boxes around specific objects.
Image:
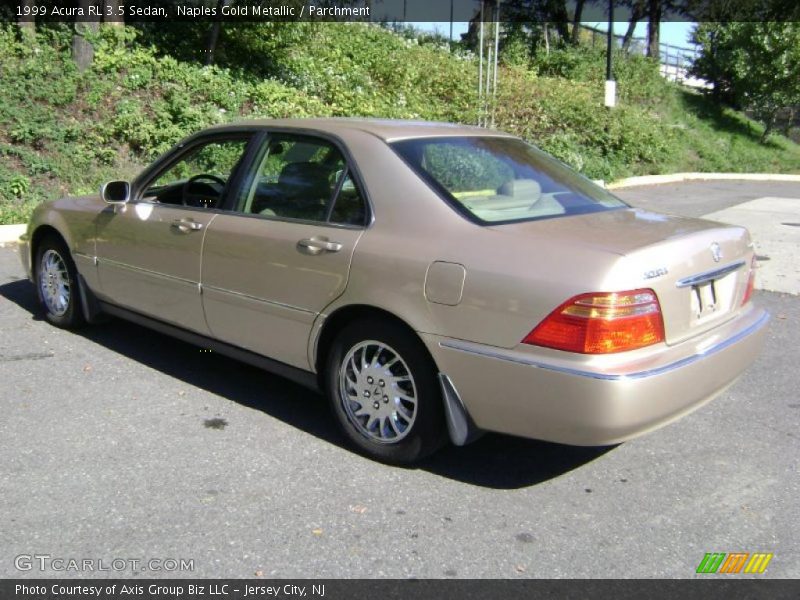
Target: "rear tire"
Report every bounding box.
[325,318,447,464]
[34,236,85,329]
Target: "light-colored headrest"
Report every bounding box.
[497,178,542,198]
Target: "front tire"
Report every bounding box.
[35,236,85,329]
[325,318,446,464]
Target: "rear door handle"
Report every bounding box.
[171,219,204,232]
[297,236,343,255]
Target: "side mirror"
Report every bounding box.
[101,180,130,204]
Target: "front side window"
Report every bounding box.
[239,135,367,226]
[142,138,250,208]
[392,137,627,224]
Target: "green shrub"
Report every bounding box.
[0,22,798,225]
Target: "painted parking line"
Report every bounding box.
[704,196,800,295]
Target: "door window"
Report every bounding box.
[141,138,250,209]
[239,135,367,226]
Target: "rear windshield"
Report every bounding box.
[391,136,627,224]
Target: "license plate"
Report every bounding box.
[691,281,718,320]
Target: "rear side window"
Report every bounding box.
[238,134,367,227]
[391,137,627,224]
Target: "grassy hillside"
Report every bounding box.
[1,22,798,224]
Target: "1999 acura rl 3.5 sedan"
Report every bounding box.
[20,119,768,463]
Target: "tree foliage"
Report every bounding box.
[691,22,800,141]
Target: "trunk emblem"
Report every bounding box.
[644,267,669,280]
[710,242,722,263]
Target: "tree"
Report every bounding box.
[17,0,36,39]
[646,0,661,59]
[205,0,229,65]
[621,0,646,52]
[570,0,587,45]
[104,0,125,26]
[690,22,800,142]
[72,0,100,71]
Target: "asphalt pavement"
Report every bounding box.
[614,180,800,218]
[1,181,798,578]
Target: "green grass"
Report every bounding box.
[1,23,798,224]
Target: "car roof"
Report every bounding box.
[207,118,516,142]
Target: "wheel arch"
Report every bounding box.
[28,223,72,278]
[30,224,69,265]
[30,223,103,324]
[313,304,438,386]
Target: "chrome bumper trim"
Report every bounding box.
[439,310,769,381]
[676,260,746,288]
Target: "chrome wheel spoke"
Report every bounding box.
[388,416,402,436]
[39,249,71,317]
[396,391,416,404]
[395,403,414,420]
[338,340,418,444]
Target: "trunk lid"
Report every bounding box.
[490,208,755,345]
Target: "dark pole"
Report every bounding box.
[450,0,454,41]
[606,0,613,81]
[604,0,616,107]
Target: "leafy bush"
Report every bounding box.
[493,67,674,180]
[0,22,798,225]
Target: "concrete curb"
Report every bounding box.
[607,172,800,189]
[0,224,26,245]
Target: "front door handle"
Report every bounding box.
[171,219,204,233]
[297,236,343,255]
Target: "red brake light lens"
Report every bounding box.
[523,289,665,354]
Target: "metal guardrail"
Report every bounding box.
[577,24,702,85]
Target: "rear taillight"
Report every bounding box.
[523,289,665,354]
[742,256,757,305]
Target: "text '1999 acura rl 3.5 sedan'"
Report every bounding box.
[20,119,768,464]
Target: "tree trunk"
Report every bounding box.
[551,1,570,44]
[760,116,774,143]
[646,0,661,60]
[570,0,585,45]
[206,22,222,65]
[205,0,228,65]
[72,0,100,71]
[544,23,550,55]
[18,0,36,38]
[622,1,645,52]
[103,0,124,26]
[782,107,796,136]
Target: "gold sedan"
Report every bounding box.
[20,119,768,463]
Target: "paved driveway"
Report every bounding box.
[1,181,798,578]
[616,180,800,294]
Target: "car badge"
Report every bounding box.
[710,242,722,263]
[643,267,668,280]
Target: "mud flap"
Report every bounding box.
[77,274,108,324]
[438,373,483,446]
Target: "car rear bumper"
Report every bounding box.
[423,305,769,446]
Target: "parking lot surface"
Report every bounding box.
[1,181,798,578]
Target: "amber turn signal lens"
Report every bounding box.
[523,289,665,354]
